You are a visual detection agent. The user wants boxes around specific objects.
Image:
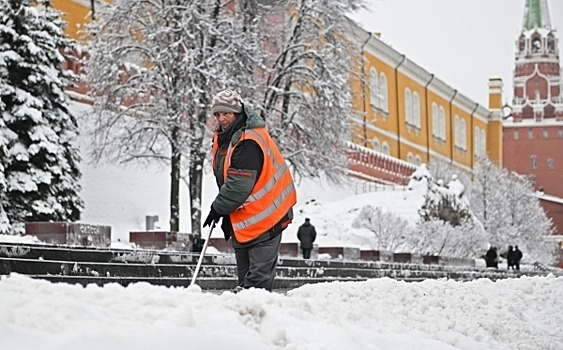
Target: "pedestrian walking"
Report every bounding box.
[297,218,317,259]
[203,89,297,292]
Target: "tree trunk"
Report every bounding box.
[189,155,204,236]
[188,110,208,237]
[170,127,181,232]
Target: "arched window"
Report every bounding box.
[547,158,555,170]
[407,152,414,164]
[382,142,390,155]
[474,127,486,159]
[379,73,388,112]
[373,138,381,152]
[438,106,446,140]
[413,92,421,128]
[414,155,422,166]
[531,155,538,169]
[454,115,460,147]
[405,89,413,125]
[370,68,379,110]
[432,103,439,137]
[460,119,467,150]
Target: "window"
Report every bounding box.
[432,103,439,137]
[547,159,555,170]
[542,129,549,139]
[454,115,467,150]
[382,142,390,155]
[405,89,421,130]
[379,73,388,112]
[558,129,563,138]
[414,155,422,166]
[413,92,421,128]
[454,115,460,145]
[474,127,486,159]
[405,89,413,125]
[460,119,467,150]
[369,68,379,110]
[373,138,381,152]
[407,152,414,164]
[514,130,520,140]
[527,129,534,139]
[438,106,446,140]
[531,155,537,169]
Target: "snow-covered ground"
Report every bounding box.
[1,273,562,350]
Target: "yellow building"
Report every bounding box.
[52,1,503,178]
[347,22,503,176]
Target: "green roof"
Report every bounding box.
[523,0,552,31]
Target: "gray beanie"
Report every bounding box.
[211,89,243,115]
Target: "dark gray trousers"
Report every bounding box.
[234,233,281,291]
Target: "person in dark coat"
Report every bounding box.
[297,218,317,259]
[513,246,523,271]
[485,246,497,268]
[506,245,515,270]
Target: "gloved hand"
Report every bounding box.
[203,205,221,228]
[221,216,233,241]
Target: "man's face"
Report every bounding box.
[215,112,236,130]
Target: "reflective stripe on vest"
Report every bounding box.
[223,127,297,243]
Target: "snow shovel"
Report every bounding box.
[189,221,216,287]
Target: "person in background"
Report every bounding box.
[203,89,297,292]
[297,218,317,259]
[506,245,515,270]
[513,246,523,271]
[485,246,497,268]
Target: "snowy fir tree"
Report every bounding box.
[408,164,487,258]
[0,0,83,233]
[84,0,366,232]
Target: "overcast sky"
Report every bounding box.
[351,0,563,107]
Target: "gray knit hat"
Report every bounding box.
[211,89,243,115]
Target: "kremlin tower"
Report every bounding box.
[503,0,563,235]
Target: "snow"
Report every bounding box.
[0,272,562,349]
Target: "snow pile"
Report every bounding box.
[0,273,562,350]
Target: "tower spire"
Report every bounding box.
[523,0,552,31]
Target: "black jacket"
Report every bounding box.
[297,222,317,249]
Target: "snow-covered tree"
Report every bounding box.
[84,0,366,233]
[470,160,557,264]
[256,0,366,183]
[415,219,487,258]
[428,158,557,264]
[0,0,83,232]
[84,0,263,232]
[352,205,415,252]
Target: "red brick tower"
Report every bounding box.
[503,0,563,236]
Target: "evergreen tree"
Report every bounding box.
[0,0,83,232]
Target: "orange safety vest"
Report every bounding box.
[211,127,297,243]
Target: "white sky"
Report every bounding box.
[350,0,563,107]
